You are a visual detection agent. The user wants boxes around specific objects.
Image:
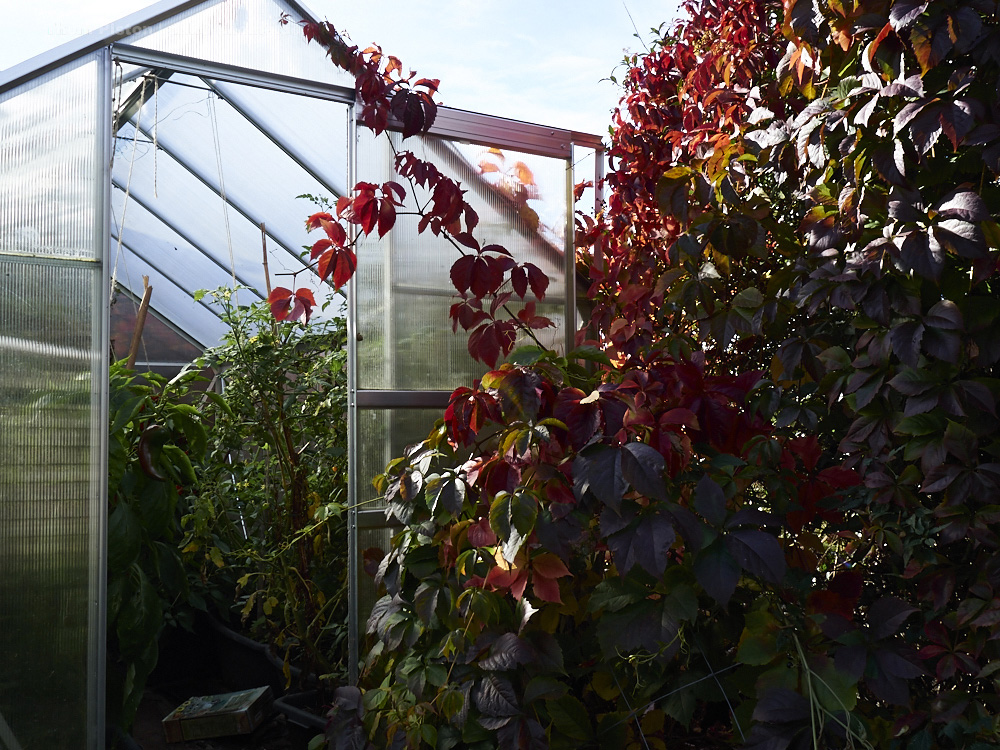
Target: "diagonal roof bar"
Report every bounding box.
[123,115,319,284]
[110,179,266,300]
[111,284,207,355]
[0,0,209,96]
[113,69,174,134]
[110,230,225,326]
[204,78,347,198]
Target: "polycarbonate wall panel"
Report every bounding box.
[355,129,569,391]
[0,52,104,749]
[0,58,100,260]
[356,408,444,509]
[123,0,355,89]
[0,260,102,746]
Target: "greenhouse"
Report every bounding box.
[0,0,602,745]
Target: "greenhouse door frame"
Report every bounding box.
[344,110,604,683]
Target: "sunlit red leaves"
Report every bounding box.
[306,209,356,288]
[341,181,405,238]
[445,386,501,446]
[268,286,316,324]
[316,245,357,289]
[481,551,570,604]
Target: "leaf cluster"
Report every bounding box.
[107,361,211,732]
[183,289,351,688]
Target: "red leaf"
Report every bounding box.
[525,263,549,300]
[482,244,512,257]
[413,77,440,93]
[450,256,476,294]
[377,198,396,238]
[510,266,527,298]
[268,286,293,321]
[310,238,332,260]
[305,212,334,230]
[469,321,516,367]
[468,517,498,547]
[452,232,480,251]
[323,219,347,245]
[531,574,562,604]
[485,565,528,600]
[352,193,378,235]
[516,301,553,330]
[531,553,570,579]
[268,286,315,323]
[289,287,317,323]
[317,246,357,289]
[383,180,406,203]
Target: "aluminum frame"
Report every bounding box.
[3,0,608,708]
[91,45,113,750]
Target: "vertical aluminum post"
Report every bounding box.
[346,102,361,686]
[91,44,113,750]
[565,145,578,355]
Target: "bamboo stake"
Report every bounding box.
[261,222,272,297]
[126,276,152,370]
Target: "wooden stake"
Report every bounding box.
[126,276,152,370]
[261,222,272,297]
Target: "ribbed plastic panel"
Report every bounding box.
[0,52,104,749]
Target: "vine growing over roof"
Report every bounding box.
[276,13,553,367]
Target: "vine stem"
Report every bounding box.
[382,134,556,357]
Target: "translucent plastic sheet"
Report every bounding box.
[0,258,102,747]
[111,74,350,346]
[355,130,569,391]
[0,57,100,260]
[124,0,355,89]
[0,52,104,748]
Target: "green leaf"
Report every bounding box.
[108,501,142,573]
[161,444,197,484]
[737,606,781,665]
[568,345,613,366]
[426,474,466,516]
[490,492,512,543]
[509,345,548,365]
[807,654,858,713]
[694,539,741,605]
[733,287,763,309]
[895,412,946,436]
[545,695,592,741]
[524,675,567,704]
[588,577,649,613]
[110,394,145,437]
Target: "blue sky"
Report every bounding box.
[0,0,679,136]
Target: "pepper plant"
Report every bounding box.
[107,361,211,735]
[184,288,350,688]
